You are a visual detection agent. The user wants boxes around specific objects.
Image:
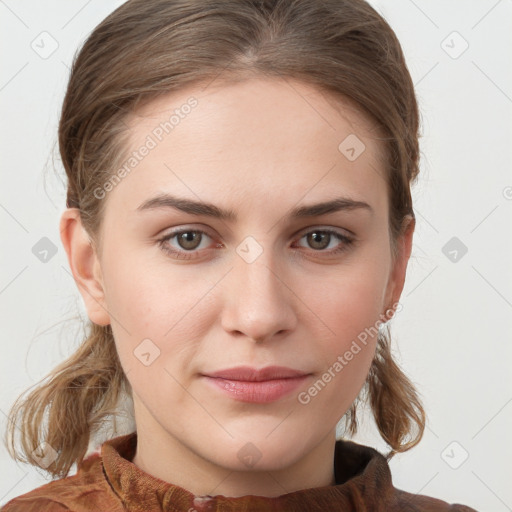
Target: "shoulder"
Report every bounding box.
[393,487,478,511]
[334,439,478,511]
[0,453,123,512]
[1,499,70,511]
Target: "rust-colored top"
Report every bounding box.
[1,432,477,511]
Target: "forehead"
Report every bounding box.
[111,76,388,215]
[127,75,383,152]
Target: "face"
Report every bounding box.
[62,76,413,475]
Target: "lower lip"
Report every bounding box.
[202,375,309,403]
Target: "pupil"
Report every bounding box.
[310,231,328,249]
[180,232,200,249]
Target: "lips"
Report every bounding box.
[201,365,311,403]
[203,365,310,382]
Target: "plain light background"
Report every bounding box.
[1,1,511,510]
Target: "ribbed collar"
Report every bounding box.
[101,432,396,511]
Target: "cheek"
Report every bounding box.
[311,259,389,338]
[305,256,389,387]
[100,249,217,370]
[101,241,187,329]
[299,273,384,419]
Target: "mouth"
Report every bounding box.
[202,365,310,381]
[200,365,312,403]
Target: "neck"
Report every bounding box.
[131,413,337,498]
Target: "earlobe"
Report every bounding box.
[59,209,111,326]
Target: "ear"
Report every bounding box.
[383,215,415,313]
[59,209,110,326]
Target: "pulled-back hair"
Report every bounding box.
[4,0,425,479]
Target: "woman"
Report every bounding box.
[2,0,477,510]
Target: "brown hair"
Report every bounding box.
[4,0,425,479]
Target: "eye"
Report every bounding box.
[294,228,354,256]
[157,226,355,261]
[157,228,219,260]
[171,230,206,250]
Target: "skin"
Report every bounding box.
[60,76,414,498]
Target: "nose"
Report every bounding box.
[220,248,297,343]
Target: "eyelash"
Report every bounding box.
[157,227,355,261]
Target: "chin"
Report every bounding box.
[203,432,308,472]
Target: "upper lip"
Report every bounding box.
[202,365,310,382]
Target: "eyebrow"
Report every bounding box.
[136,193,373,220]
